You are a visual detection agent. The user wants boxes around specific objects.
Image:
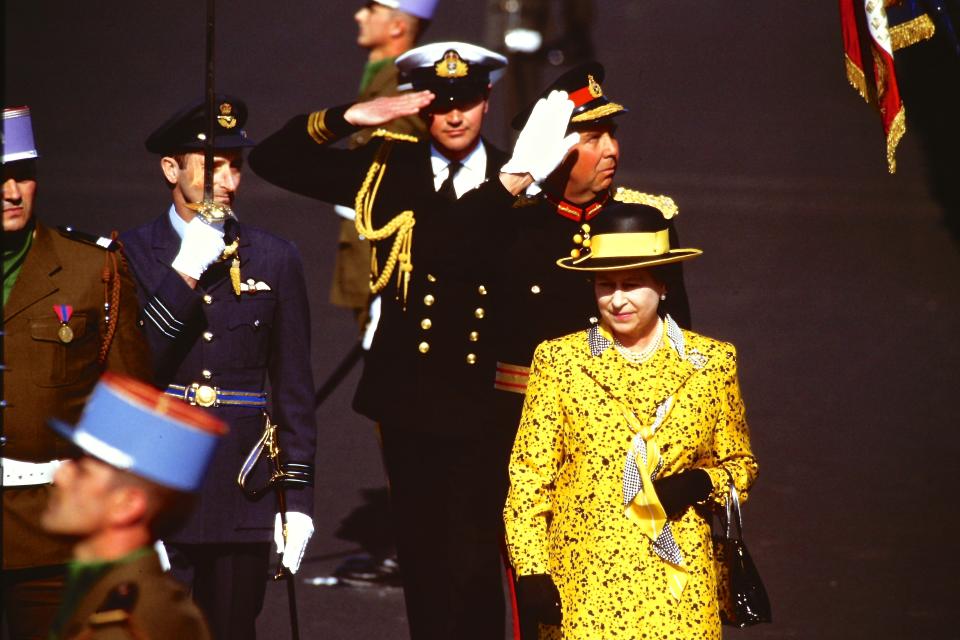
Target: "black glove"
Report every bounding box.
[516,573,562,626]
[653,469,712,519]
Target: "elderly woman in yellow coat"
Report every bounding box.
[503,198,759,640]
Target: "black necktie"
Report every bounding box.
[437,161,462,202]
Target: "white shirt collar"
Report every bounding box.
[168,204,239,238]
[429,141,488,199]
[168,204,188,239]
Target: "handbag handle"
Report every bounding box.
[724,481,744,542]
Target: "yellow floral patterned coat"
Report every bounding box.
[504,318,759,640]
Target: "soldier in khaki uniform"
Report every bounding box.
[333,0,435,324]
[42,374,227,640]
[1,106,152,640]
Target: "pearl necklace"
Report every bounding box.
[614,319,664,365]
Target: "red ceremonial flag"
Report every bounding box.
[838,0,907,173]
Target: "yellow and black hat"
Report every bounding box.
[512,61,626,130]
[145,94,254,154]
[557,194,701,271]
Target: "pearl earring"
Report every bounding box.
[660,292,667,301]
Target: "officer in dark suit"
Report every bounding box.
[42,374,226,640]
[249,42,525,639]
[2,106,152,640]
[118,96,317,640]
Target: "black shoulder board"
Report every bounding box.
[57,225,119,251]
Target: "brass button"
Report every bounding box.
[418,341,430,354]
[469,331,479,342]
[203,294,213,304]
[421,318,432,330]
[466,353,477,365]
[474,307,485,319]
[202,331,214,342]
[424,294,435,306]
[253,319,261,328]
[427,274,437,282]
[195,385,217,407]
[477,285,487,295]
[202,369,212,380]
[530,285,541,294]
[138,319,145,326]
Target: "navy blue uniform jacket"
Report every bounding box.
[120,216,316,543]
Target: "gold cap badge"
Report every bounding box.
[587,74,603,98]
[217,102,237,129]
[435,50,469,79]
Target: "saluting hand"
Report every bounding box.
[344,91,435,128]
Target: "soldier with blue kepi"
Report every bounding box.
[42,373,227,640]
[2,106,152,640]
[118,96,317,640]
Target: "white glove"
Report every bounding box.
[171,217,226,279]
[154,539,171,572]
[274,511,314,575]
[501,90,579,184]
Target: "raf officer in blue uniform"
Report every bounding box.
[119,96,317,640]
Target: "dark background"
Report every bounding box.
[6,1,959,638]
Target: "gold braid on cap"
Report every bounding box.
[354,130,419,307]
[571,102,626,123]
[613,187,679,219]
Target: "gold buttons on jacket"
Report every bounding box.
[421,318,432,330]
[418,341,430,354]
[530,285,541,294]
[466,353,477,365]
[427,274,437,282]
[203,294,213,304]
[474,308,485,319]
[469,331,479,342]
[202,369,212,379]
[477,285,487,295]
[203,331,214,342]
[424,294,435,306]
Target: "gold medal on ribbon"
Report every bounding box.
[53,304,75,344]
[58,324,74,343]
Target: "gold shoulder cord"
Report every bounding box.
[613,188,679,220]
[354,129,419,307]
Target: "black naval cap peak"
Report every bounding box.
[145,94,254,154]
[511,61,627,130]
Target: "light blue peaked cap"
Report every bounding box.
[3,106,39,163]
[49,374,227,493]
[376,0,438,20]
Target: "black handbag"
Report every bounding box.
[713,482,772,627]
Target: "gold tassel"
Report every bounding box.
[353,132,418,308]
[230,257,241,295]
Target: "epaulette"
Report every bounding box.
[57,225,120,251]
[612,188,679,220]
[88,582,138,628]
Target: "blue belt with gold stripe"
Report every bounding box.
[165,383,267,409]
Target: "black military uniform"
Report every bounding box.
[249,43,517,640]
[119,97,316,640]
